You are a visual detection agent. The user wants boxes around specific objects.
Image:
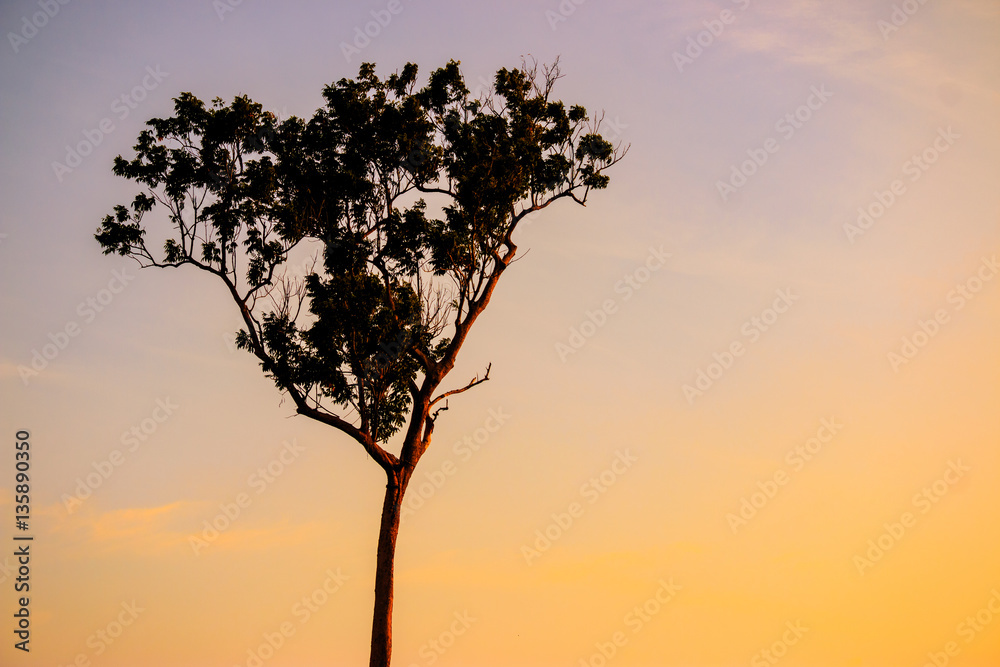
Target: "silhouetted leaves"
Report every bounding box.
[97,58,623,443]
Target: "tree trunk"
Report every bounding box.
[369,467,410,667]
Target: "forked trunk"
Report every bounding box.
[369,467,410,667]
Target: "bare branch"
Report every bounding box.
[429,363,491,408]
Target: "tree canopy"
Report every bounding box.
[97,58,623,464]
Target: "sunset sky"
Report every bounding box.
[1,1,999,666]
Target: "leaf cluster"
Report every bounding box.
[97,58,624,451]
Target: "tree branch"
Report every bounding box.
[429,363,491,408]
[291,391,399,471]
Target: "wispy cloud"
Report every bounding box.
[42,501,324,557]
[713,0,998,110]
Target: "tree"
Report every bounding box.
[95,57,625,667]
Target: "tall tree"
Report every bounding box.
[96,58,624,666]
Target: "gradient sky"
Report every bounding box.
[1,1,999,666]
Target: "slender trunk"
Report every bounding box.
[369,467,410,667]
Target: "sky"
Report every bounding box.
[1,1,999,666]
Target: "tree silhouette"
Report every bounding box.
[96,57,624,667]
